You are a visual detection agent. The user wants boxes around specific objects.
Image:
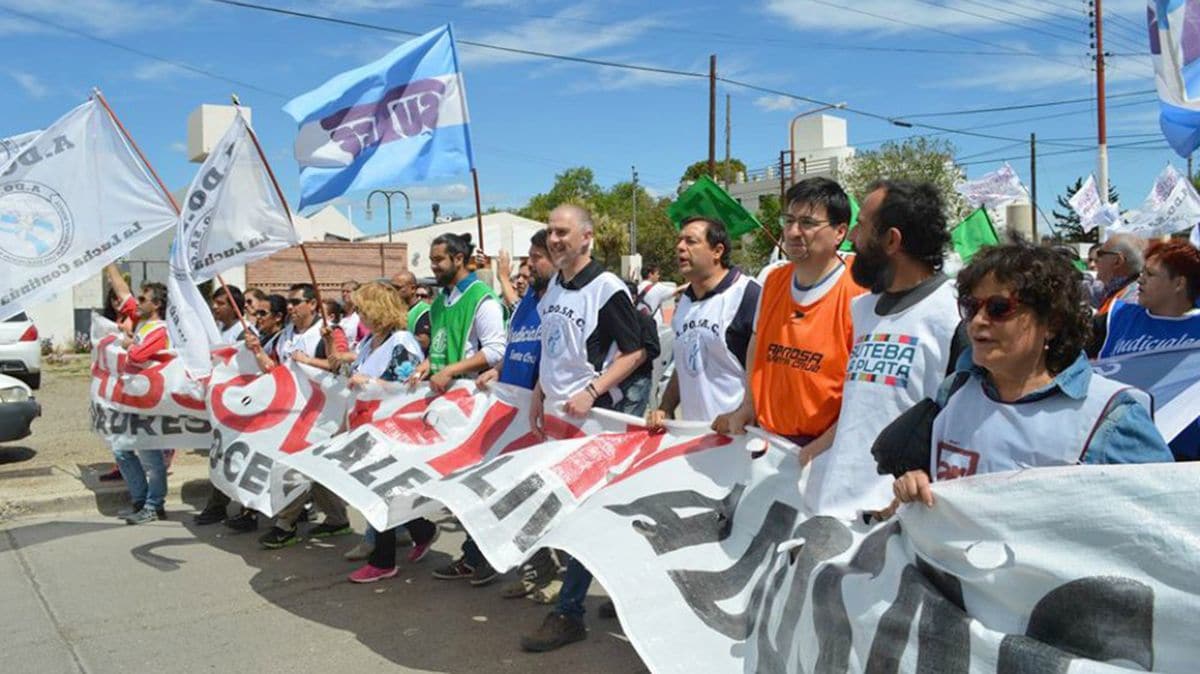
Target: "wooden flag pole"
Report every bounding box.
[95,88,252,340]
[471,168,486,254]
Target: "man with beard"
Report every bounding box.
[804,180,967,519]
[414,233,507,587]
[713,177,867,462]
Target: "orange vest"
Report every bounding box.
[750,263,866,438]
[1097,280,1137,315]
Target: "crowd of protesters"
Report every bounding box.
[95,176,1199,653]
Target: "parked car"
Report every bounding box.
[0,312,41,389]
[0,373,39,442]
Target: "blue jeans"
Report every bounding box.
[364,525,377,546]
[615,374,651,417]
[114,449,168,510]
[556,556,591,618]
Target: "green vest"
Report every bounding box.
[429,281,495,374]
[406,301,430,332]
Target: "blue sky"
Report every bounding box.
[0,0,1177,237]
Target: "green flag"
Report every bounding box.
[668,176,761,238]
[838,194,860,252]
[952,207,999,264]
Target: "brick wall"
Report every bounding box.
[245,242,409,293]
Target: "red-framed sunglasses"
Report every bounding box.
[958,295,1023,321]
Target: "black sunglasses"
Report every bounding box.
[286,298,306,306]
[958,295,1023,322]
[254,310,269,317]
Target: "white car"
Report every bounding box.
[0,373,38,442]
[0,312,41,389]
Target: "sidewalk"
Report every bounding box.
[0,450,211,522]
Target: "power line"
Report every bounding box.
[789,0,1090,70]
[914,0,1086,46]
[895,88,1154,119]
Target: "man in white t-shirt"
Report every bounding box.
[634,264,676,324]
[805,180,967,519]
[211,284,256,344]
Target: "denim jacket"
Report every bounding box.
[936,349,1173,466]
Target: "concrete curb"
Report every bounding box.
[0,463,213,521]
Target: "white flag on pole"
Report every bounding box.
[0,130,41,164]
[1109,164,1200,239]
[167,110,300,373]
[0,99,178,321]
[1068,174,1122,233]
[176,110,299,282]
[954,163,1028,209]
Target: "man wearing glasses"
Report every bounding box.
[390,270,433,353]
[1093,234,1145,314]
[713,177,867,458]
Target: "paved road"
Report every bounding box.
[1,508,646,673]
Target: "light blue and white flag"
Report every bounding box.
[1094,343,1200,443]
[1150,0,1200,156]
[283,24,474,211]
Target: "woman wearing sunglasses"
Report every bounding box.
[883,243,1172,508]
[255,294,288,362]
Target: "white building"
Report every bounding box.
[360,211,548,282]
[722,114,856,212]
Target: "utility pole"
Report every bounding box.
[1092,0,1109,239]
[708,54,717,178]
[724,93,732,187]
[630,165,638,255]
[1030,132,1038,242]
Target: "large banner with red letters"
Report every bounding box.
[89,316,212,451]
[206,345,352,515]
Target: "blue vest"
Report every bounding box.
[1099,301,1200,359]
[498,289,542,390]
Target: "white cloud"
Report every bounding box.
[403,183,472,201]
[11,72,49,99]
[755,95,799,112]
[5,1,187,37]
[170,141,187,154]
[943,51,1151,92]
[764,0,1071,34]
[459,4,659,67]
[132,62,196,82]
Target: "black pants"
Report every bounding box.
[205,483,230,509]
[368,518,437,568]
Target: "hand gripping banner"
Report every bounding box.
[88,315,211,451]
[207,345,351,515]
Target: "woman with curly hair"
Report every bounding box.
[879,243,1172,508]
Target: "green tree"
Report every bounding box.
[592,212,629,273]
[730,194,783,274]
[1052,177,1119,243]
[680,158,748,184]
[840,137,967,220]
[519,167,604,222]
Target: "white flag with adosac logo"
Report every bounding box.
[0,130,41,164]
[1068,174,1122,233]
[167,109,300,374]
[954,163,1028,209]
[1109,163,1200,239]
[0,99,179,322]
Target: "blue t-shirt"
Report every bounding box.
[498,288,542,390]
[1098,301,1200,359]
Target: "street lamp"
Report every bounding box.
[365,189,413,243]
[788,102,848,178]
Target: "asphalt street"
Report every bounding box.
[1,507,647,673]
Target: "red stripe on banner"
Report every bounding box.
[499,416,587,455]
[210,368,297,433]
[281,382,326,454]
[375,415,444,444]
[607,433,733,489]
[425,403,518,476]
[551,431,666,499]
[349,400,382,430]
[212,347,239,365]
[171,391,207,411]
[110,361,167,410]
[390,387,474,419]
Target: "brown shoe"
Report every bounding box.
[520,612,586,653]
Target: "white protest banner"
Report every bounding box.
[1110,164,1200,239]
[206,345,352,515]
[1068,174,1121,233]
[88,315,212,451]
[282,382,603,531]
[955,163,1027,209]
[176,110,299,282]
[0,130,41,163]
[0,98,178,321]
